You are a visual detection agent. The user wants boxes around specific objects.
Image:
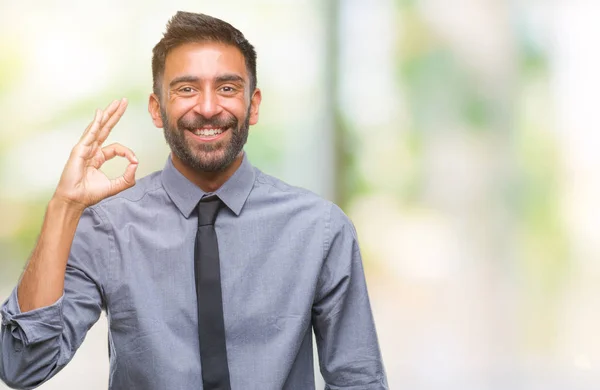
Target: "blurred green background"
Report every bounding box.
[2,1,600,389]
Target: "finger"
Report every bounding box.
[100,99,121,127]
[101,142,138,164]
[79,109,103,146]
[100,143,138,196]
[108,161,138,196]
[97,98,129,145]
[80,108,102,140]
[79,99,120,144]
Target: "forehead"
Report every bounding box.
[163,41,248,83]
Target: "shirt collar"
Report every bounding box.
[161,152,256,218]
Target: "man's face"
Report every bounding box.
[152,42,260,172]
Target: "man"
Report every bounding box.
[0,11,387,390]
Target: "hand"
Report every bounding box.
[53,98,138,211]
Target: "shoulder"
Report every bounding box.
[253,168,355,233]
[253,168,332,211]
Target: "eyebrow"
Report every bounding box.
[169,74,245,88]
[215,74,245,84]
[169,75,200,88]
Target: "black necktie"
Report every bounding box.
[195,196,231,389]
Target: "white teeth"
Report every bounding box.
[193,128,224,137]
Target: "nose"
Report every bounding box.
[193,90,223,119]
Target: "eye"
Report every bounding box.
[220,86,237,94]
[178,86,196,94]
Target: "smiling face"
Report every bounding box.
[149,41,261,173]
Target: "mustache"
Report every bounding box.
[177,114,238,130]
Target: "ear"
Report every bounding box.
[248,88,262,126]
[148,93,164,128]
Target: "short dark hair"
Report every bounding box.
[152,11,257,97]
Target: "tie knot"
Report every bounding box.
[197,196,222,226]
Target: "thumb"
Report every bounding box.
[107,162,138,197]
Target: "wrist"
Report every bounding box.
[48,196,87,218]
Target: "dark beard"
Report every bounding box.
[161,107,250,172]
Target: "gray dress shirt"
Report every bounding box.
[0,153,387,390]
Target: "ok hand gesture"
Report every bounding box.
[53,98,138,211]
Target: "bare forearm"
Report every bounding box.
[17,198,85,312]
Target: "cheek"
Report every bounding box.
[164,102,196,126]
[170,99,197,116]
[220,99,249,120]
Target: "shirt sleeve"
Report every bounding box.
[312,203,388,390]
[0,206,110,389]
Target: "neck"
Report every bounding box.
[171,152,244,193]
